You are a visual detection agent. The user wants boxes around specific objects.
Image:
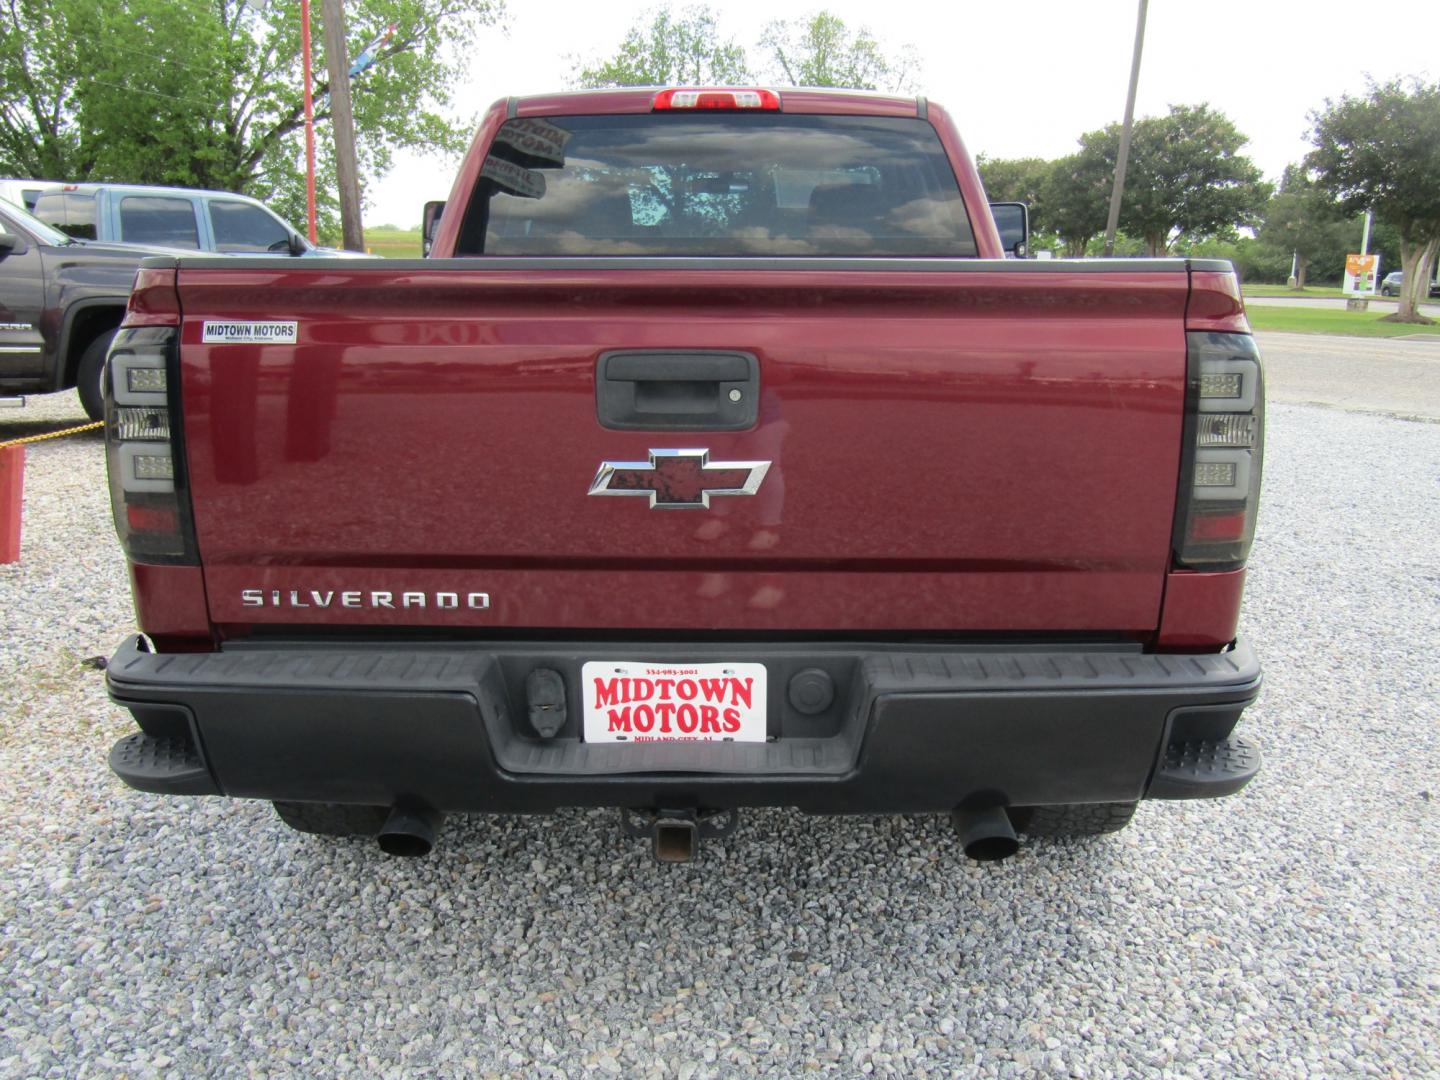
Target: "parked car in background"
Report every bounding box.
[31,184,372,258]
[0,179,64,212]
[0,200,184,419]
[1379,271,1440,298]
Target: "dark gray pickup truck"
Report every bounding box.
[0,199,175,419]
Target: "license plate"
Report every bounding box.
[581,661,767,744]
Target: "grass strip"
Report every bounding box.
[362,226,422,259]
[1247,306,1440,338]
[1242,284,1347,300]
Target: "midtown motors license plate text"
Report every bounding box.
[581,662,768,744]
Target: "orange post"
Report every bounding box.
[0,443,22,564]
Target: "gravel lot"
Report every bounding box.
[2,376,1438,1078]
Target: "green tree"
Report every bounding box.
[1176,235,1291,284]
[759,11,916,93]
[978,155,1061,253]
[976,156,1049,231]
[1308,78,1440,322]
[1254,165,1357,288]
[0,0,502,237]
[1042,150,1112,257]
[574,5,750,88]
[1072,104,1268,256]
[1365,215,1403,294]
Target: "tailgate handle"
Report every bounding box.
[597,350,759,431]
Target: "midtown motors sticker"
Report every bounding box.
[492,117,571,164]
[582,661,767,744]
[202,320,298,344]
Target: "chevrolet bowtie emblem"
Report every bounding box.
[588,449,771,510]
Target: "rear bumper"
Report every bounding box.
[105,635,1262,814]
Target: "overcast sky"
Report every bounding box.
[364,0,1440,228]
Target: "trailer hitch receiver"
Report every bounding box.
[621,807,740,863]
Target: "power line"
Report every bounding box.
[67,69,328,121]
[66,36,252,78]
[77,76,251,112]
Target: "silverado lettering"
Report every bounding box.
[101,86,1264,866]
[239,589,490,610]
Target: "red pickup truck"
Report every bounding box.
[102,87,1263,863]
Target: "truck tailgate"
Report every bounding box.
[175,262,1189,634]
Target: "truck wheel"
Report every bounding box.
[1009,801,1137,838]
[76,329,117,421]
[273,801,390,838]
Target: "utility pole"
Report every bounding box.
[321,0,365,252]
[300,0,317,243]
[1102,0,1149,257]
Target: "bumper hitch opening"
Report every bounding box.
[622,807,740,863]
[655,812,699,863]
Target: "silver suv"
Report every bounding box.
[31,183,372,257]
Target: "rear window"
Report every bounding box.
[0,201,71,246]
[454,114,975,257]
[34,192,97,240]
[209,199,291,252]
[119,196,199,249]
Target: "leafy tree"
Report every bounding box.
[1308,78,1440,322]
[574,5,751,88]
[976,156,1050,233]
[0,0,502,237]
[1254,165,1356,288]
[1043,150,1111,257]
[1177,235,1291,284]
[1093,104,1269,256]
[1365,215,1403,293]
[1082,230,1147,258]
[759,11,916,93]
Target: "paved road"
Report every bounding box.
[1256,331,1440,421]
[1247,295,1440,319]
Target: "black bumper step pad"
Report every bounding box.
[109,731,220,796]
[1148,736,1261,800]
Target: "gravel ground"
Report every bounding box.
[2,388,1438,1078]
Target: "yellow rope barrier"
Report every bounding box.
[0,421,104,449]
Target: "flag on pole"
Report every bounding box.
[349,24,397,78]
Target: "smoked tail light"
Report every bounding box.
[1173,332,1264,570]
[104,325,198,564]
